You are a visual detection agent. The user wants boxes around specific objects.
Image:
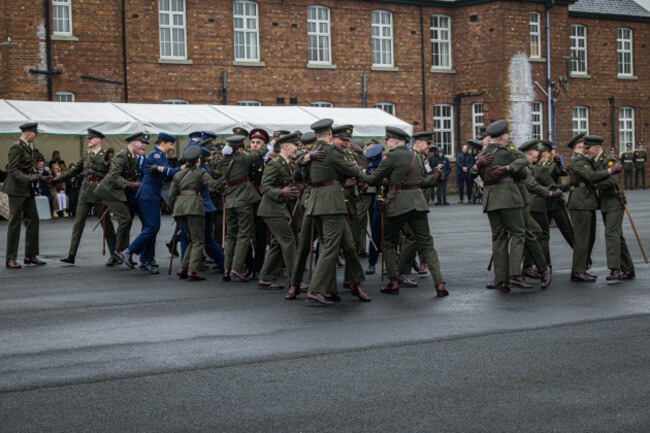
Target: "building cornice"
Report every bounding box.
[568,11,650,23]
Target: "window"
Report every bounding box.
[236,100,261,106]
[162,99,189,104]
[619,107,635,152]
[311,101,333,107]
[434,104,454,157]
[307,5,331,64]
[472,103,484,139]
[158,0,187,59]
[234,1,259,62]
[529,12,541,58]
[531,101,543,140]
[617,28,633,76]
[431,15,451,69]
[55,92,75,102]
[375,102,396,116]
[570,24,588,74]
[372,10,393,67]
[572,106,589,135]
[52,0,73,35]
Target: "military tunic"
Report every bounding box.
[288,155,316,288]
[519,163,550,273]
[634,149,646,189]
[543,157,575,248]
[621,151,634,190]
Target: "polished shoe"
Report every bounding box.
[5,259,22,269]
[486,279,498,289]
[571,272,597,282]
[300,282,310,290]
[336,256,345,267]
[285,285,301,300]
[188,272,206,281]
[457,200,464,204]
[343,281,353,289]
[24,256,46,265]
[585,272,598,279]
[324,293,342,302]
[230,269,250,282]
[177,268,188,279]
[498,282,511,293]
[540,267,552,289]
[166,241,179,257]
[398,274,418,287]
[508,276,534,289]
[223,270,231,282]
[259,280,285,289]
[105,252,124,267]
[435,283,449,297]
[139,263,159,275]
[365,265,376,275]
[521,266,541,279]
[350,283,371,302]
[120,249,136,269]
[418,263,428,274]
[434,201,442,206]
[381,278,400,295]
[621,270,635,280]
[468,199,474,204]
[60,255,75,264]
[606,269,624,281]
[305,292,335,306]
[443,201,450,205]
[358,251,369,257]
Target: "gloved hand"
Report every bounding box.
[553,154,563,167]
[146,164,159,175]
[127,181,141,190]
[490,165,511,179]
[475,153,493,169]
[104,150,114,162]
[267,143,275,153]
[279,186,299,199]
[549,189,563,199]
[309,147,326,161]
[433,168,443,183]
[608,162,622,175]
[29,174,40,182]
[349,143,364,155]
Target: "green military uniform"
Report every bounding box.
[543,145,575,248]
[621,148,634,190]
[527,144,558,266]
[634,148,646,189]
[3,123,44,265]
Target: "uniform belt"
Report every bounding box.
[253,185,261,192]
[178,190,201,196]
[86,176,103,182]
[311,179,339,189]
[227,178,249,188]
[484,176,513,186]
[572,182,587,188]
[390,183,420,190]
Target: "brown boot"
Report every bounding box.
[398,274,418,287]
[60,255,75,264]
[418,263,428,274]
[381,278,400,295]
[177,268,188,279]
[606,269,623,281]
[571,272,597,282]
[188,272,206,281]
[486,279,498,289]
[350,283,371,302]
[540,267,552,289]
[498,281,511,293]
[522,266,541,279]
[508,276,534,289]
[285,285,301,300]
[435,283,449,297]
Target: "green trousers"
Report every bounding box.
[635,168,645,189]
[225,204,255,272]
[547,204,575,248]
[601,208,635,272]
[487,207,525,283]
[397,222,418,275]
[623,169,633,190]
[259,216,297,282]
[105,200,133,252]
[289,209,315,287]
[68,200,116,256]
[6,195,39,260]
[569,209,596,273]
[527,211,550,266]
[521,205,548,272]
[357,193,374,253]
[340,218,366,285]
[309,214,346,295]
[179,215,205,274]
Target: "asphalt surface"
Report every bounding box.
[1,191,649,432]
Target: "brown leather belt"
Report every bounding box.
[572,182,587,188]
[390,183,420,190]
[227,178,248,188]
[86,176,103,182]
[253,185,261,192]
[484,176,513,186]
[311,179,339,189]
[178,190,201,196]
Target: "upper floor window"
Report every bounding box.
[472,103,484,139]
[158,0,187,59]
[234,1,259,62]
[572,106,589,135]
[162,99,189,104]
[372,10,393,67]
[531,101,543,140]
[375,102,396,116]
[619,107,635,152]
[55,92,75,102]
[617,28,633,77]
[237,100,261,106]
[307,5,331,64]
[434,104,454,157]
[431,15,451,69]
[52,0,73,35]
[311,101,333,107]
[529,12,541,58]
[570,24,588,74]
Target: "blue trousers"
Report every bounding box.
[128,198,159,263]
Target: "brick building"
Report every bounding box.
[1,0,648,163]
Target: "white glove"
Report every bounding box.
[222,145,233,156]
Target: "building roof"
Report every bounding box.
[569,0,650,18]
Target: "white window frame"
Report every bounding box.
[234,0,260,62]
[529,11,541,59]
[430,15,452,70]
[570,24,588,74]
[236,100,262,106]
[307,5,331,65]
[158,0,188,60]
[55,92,75,102]
[371,10,394,67]
[617,28,633,77]
[375,102,396,116]
[531,101,543,140]
[52,0,73,36]
[434,104,454,157]
[572,106,589,135]
[311,101,333,107]
[619,107,635,153]
[472,103,484,139]
[162,98,189,104]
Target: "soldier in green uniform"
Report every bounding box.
[170,146,224,281]
[364,126,448,297]
[57,129,117,265]
[3,122,50,269]
[586,137,635,281]
[620,143,634,190]
[473,120,530,292]
[542,140,575,251]
[634,144,646,189]
[566,134,622,282]
[96,132,147,265]
[216,135,268,281]
[257,132,301,288]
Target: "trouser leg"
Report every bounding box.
[225,207,238,270]
[232,205,254,272]
[383,213,409,279]
[260,216,296,282]
[570,209,593,273]
[309,215,345,295]
[6,195,26,260]
[106,200,133,251]
[23,196,39,258]
[408,210,444,285]
[341,220,365,284]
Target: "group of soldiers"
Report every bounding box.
[620,143,647,190]
[3,119,643,305]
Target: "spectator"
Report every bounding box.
[49,163,68,218]
[167,148,179,168]
[0,164,7,183]
[49,150,66,170]
[36,160,54,209]
[429,148,451,205]
[456,144,475,204]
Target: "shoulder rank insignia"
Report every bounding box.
[608,160,613,166]
[153,153,161,159]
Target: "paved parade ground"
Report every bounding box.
[1,192,649,432]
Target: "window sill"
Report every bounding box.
[529,57,546,62]
[430,67,456,74]
[371,66,399,72]
[233,60,265,67]
[51,34,79,42]
[306,63,337,70]
[617,74,637,80]
[570,73,591,79]
[158,58,193,65]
